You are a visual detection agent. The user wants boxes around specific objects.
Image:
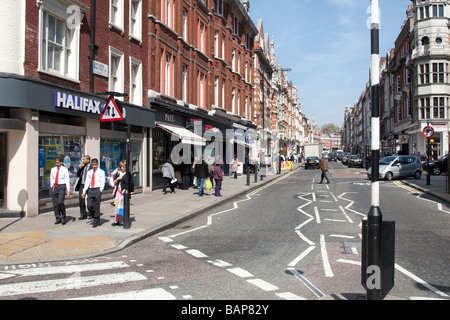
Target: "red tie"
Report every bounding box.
[91,170,95,188]
[55,167,60,188]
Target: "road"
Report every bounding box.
[0,161,449,303]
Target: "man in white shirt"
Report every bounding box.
[82,158,105,228]
[50,157,70,225]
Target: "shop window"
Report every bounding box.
[38,136,84,199]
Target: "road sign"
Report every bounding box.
[100,96,124,122]
[422,126,435,139]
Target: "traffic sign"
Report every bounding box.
[100,96,124,122]
[422,126,435,139]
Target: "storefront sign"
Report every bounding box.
[54,92,104,115]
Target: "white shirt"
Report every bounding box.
[82,168,106,194]
[50,165,70,192]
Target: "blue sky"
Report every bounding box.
[249,0,412,128]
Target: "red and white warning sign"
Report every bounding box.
[100,96,124,122]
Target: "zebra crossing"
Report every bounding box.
[0,257,178,300]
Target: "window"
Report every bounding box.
[222,80,225,108]
[109,47,124,96]
[199,22,205,53]
[214,31,219,57]
[162,0,174,29]
[232,49,236,72]
[38,1,83,80]
[231,88,236,114]
[214,76,219,107]
[422,36,430,46]
[215,0,224,15]
[110,0,124,31]
[129,0,142,41]
[419,64,430,84]
[198,72,206,108]
[130,58,142,105]
[432,63,445,83]
[161,51,174,96]
[222,35,225,59]
[182,65,187,102]
[396,76,401,93]
[182,9,187,40]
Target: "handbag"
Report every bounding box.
[116,195,124,216]
[171,178,178,188]
[205,178,212,191]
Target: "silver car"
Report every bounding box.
[367,155,422,181]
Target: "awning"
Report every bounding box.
[157,123,206,146]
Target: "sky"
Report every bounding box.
[249,0,412,129]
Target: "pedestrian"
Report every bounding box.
[181,153,191,190]
[206,155,215,187]
[50,157,70,225]
[231,155,239,178]
[318,155,330,184]
[112,160,126,226]
[82,158,105,228]
[162,159,176,195]
[75,155,91,220]
[214,156,224,197]
[195,156,209,196]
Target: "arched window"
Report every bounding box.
[422,36,430,46]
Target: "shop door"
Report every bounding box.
[0,133,5,208]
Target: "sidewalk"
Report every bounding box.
[0,166,298,264]
[401,173,450,204]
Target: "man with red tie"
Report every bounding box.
[82,158,105,228]
[50,157,70,225]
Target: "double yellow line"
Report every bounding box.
[247,171,296,196]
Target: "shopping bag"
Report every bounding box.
[171,178,178,188]
[205,178,212,191]
[116,195,124,216]
[107,174,115,187]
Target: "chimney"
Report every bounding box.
[242,0,250,14]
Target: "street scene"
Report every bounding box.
[0,0,449,306]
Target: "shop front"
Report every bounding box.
[0,75,155,217]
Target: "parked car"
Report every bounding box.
[323,151,329,159]
[328,152,337,161]
[422,155,448,175]
[347,155,363,168]
[367,155,422,181]
[305,156,320,169]
[342,153,351,165]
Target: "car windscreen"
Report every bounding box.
[379,156,397,165]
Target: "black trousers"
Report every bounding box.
[52,184,67,221]
[320,170,330,183]
[78,184,88,217]
[163,177,174,192]
[86,188,102,220]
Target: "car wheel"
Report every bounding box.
[385,172,393,181]
[432,167,441,175]
[414,171,422,179]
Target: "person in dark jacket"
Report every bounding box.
[213,155,224,197]
[181,154,191,190]
[195,157,209,196]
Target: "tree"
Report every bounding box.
[321,123,341,135]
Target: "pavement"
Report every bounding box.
[0,166,298,264]
[1,164,449,264]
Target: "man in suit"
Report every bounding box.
[82,158,105,228]
[75,155,91,220]
[50,157,70,225]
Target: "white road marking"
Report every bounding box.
[276,292,307,300]
[69,288,176,300]
[287,267,325,298]
[0,272,147,297]
[288,246,316,267]
[185,249,208,258]
[339,206,354,223]
[320,235,333,277]
[1,261,130,277]
[314,207,321,223]
[227,268,253,278]
[246,279,279,291]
